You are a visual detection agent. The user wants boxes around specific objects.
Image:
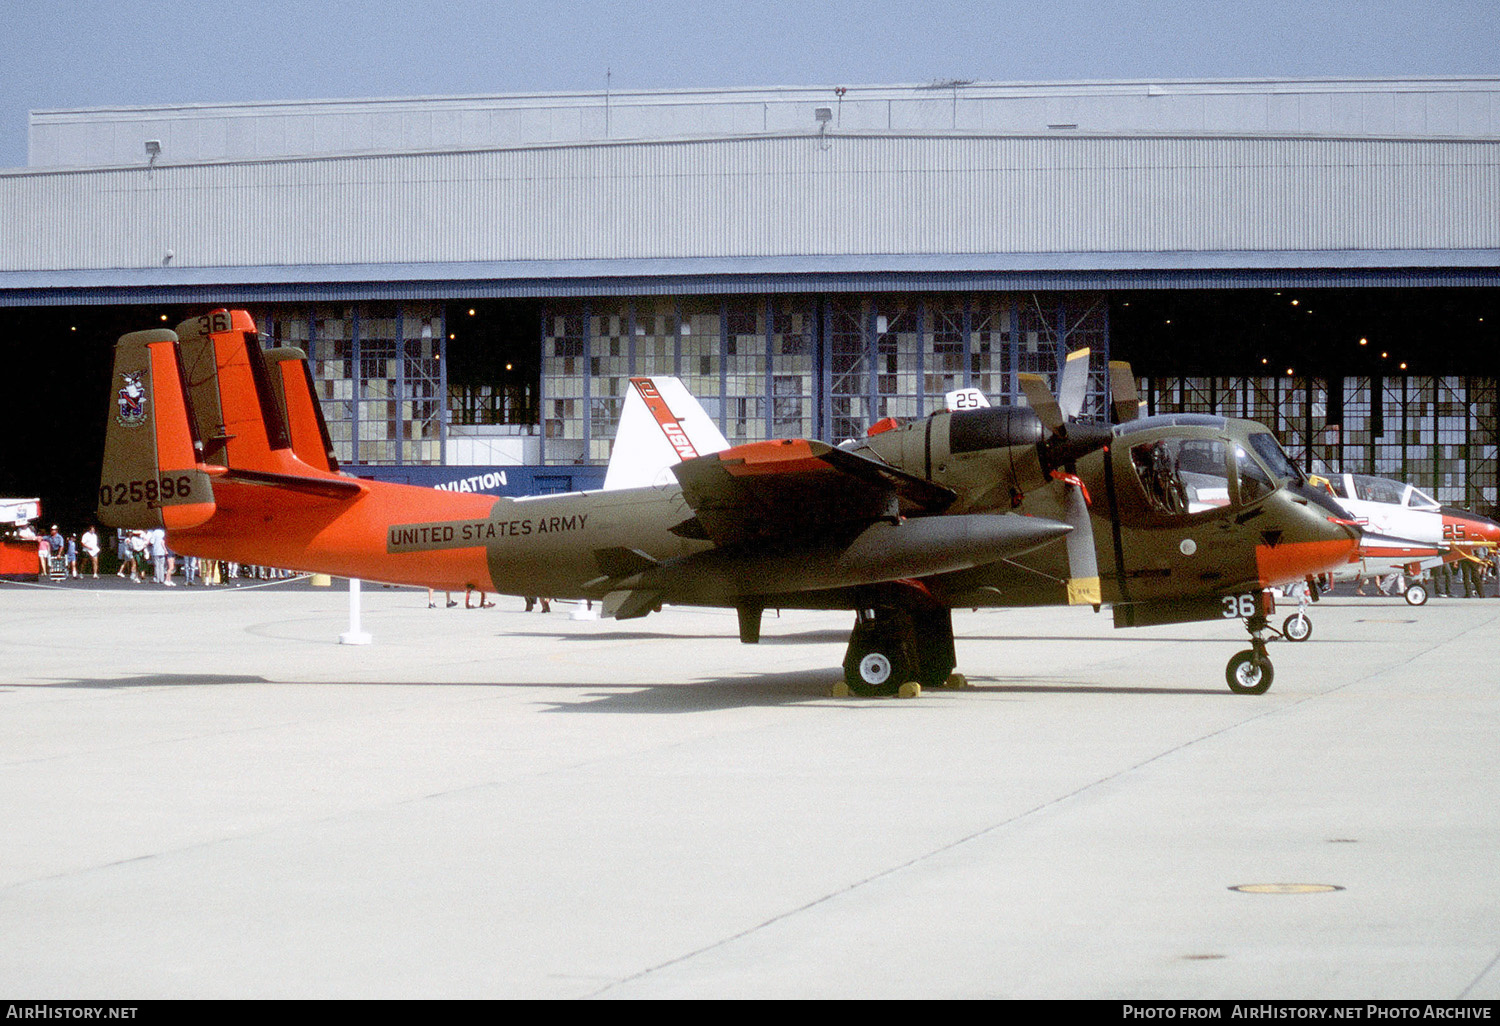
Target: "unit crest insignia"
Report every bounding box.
[116,372,148,427]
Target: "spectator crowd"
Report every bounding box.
[24,524,297,585]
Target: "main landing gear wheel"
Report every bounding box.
[1403,582,1429,606]
[842,618,914,698]
[1281,613,1312,642]
[841,602,956,697]
[1226,650,1274,695]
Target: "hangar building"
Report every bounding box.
[2,77,1497,510]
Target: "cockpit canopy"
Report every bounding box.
[1329,473,1440,511]
[1127,429,1299,517]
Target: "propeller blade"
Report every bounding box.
[1056,471,1101,606]
[1017,373,1064,434]
[1057,347,1091,422]
[1109,361,1143,424]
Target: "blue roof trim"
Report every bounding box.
[4,250,1499,305]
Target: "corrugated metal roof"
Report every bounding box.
[2,133,1496,284]
[5,253,1498,307]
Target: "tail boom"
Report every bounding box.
[169,478,502,591]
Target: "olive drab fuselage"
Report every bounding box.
[855,408,1358,611]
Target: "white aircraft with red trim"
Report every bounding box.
[1312,472,1500,604]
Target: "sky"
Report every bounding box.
[2,0,1498,169]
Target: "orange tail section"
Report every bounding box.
[263,346,340,474]
[105,310,501,592]
[177,309,305,475]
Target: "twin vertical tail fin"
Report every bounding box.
[97,330,218,530]
[178,309,292,471]
[262,347,340,474]
[98,310,358,531]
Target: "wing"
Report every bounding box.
[670,438,956,546]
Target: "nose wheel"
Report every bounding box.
[1226,646,1274,694]
[1281,612,1312,641]
[1226,609,1276,695]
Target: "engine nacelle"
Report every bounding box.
[858,407,1061,513]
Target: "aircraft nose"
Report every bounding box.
[1255,488,1363,588]
[1470,513,1500,545]
[1440,508,1500,547]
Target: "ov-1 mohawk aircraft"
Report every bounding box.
[99,311,1361,696]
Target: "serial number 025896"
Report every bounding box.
[99,475,197,507]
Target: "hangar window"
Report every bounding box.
[1131,438,1230,515]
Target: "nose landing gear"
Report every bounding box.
[1226,633,1274,694]
[1226,600,1291,695]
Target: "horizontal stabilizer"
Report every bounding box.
[221,468,367,499]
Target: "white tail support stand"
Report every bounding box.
[340,578,373,645]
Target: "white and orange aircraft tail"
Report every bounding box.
[601,376,728,490]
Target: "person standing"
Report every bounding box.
[116,530,132,578]
[1461,551,1484,598]
[1434,561,1453,598]
[147,528,167,584]
[65,534,79,579]
[81,526,100,578]
[1476,546,1497,598]
[128,530,148,582]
